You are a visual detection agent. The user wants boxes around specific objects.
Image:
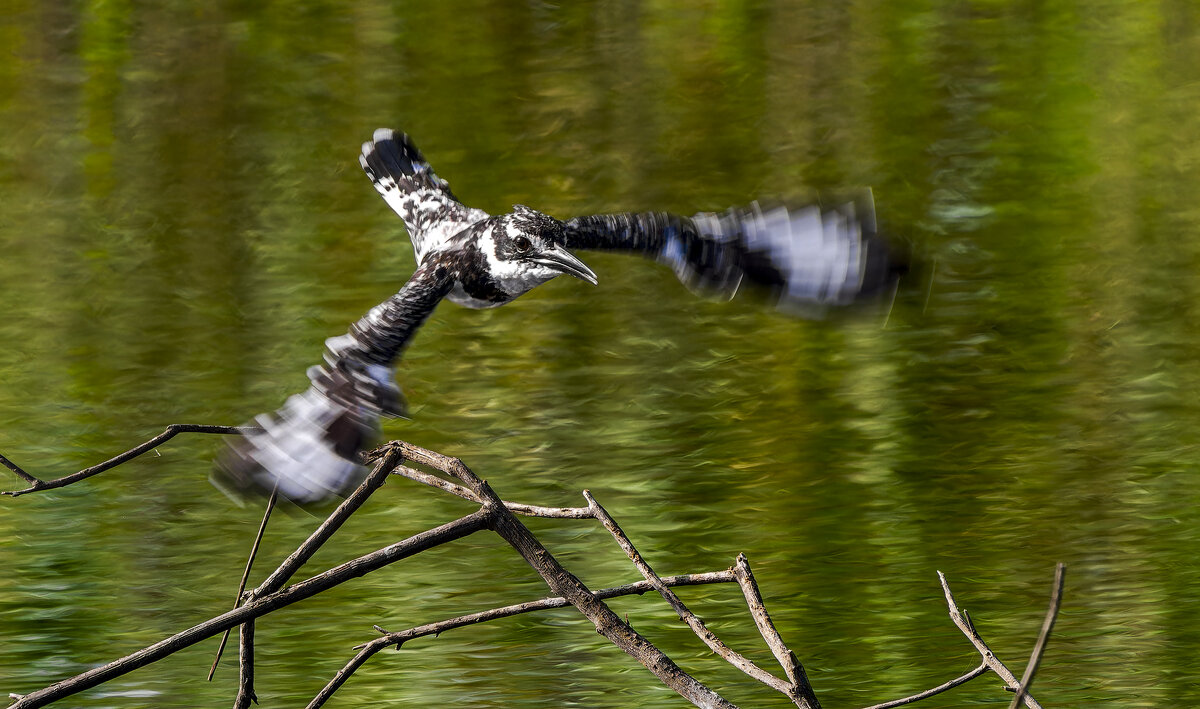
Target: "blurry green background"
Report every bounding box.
[3,1,1200,707]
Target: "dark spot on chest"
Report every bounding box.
[440,248,510,304]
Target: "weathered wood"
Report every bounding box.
[858,662,989,709]
[732,553,821,708]
[308,571,738,709]
[938,571,1043,709]
[251,448,401,598]
[6,510,491,709]
[1008,563,1066,709]
[584,490,808,707]
[391,442,737,709]
[2,424,251,496]
[209,482,278,682]
[2,431,1065,709]
[232,620,256,709]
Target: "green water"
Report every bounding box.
[3,1,1200,707]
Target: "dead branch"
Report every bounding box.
[1008,563,1066,709]
[209,483,278,682]
[390,440,737,709]
[3,431,1066,709]
[390,461,595,518]
[857,662,989,709]
[233,620,256,709]
[584,489,818,708]
[732,554,816,698]
[1,424,251,496]
[251,447,401,599]
[6,510,492,709]
[937,571,1044,709]
[309,571,738,709]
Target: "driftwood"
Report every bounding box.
[3,427,1063,708]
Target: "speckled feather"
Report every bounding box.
[214,262,453,503]
[358,128,487,263]
[216,130,903,504]
[563,197,899,312]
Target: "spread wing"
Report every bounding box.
[562,197,903,313]
[215,262,454,504]
[359,128,488,263]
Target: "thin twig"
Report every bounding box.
[5,432,1066,709]
[858,661,989,709]
[0,451,40,485]
[1008,563,1066,709]
[386,443,737,709]
[391,464,478,500]
[937,572,1042,709]
[7,510,491,709]
[2,424,252,496]
[390,463,593,518]
[210,483,279,681]
[251,447,402,599]
[234,486,279,709]
[732,554,819,707]
[583,490,808,707]
[309,571,737,709]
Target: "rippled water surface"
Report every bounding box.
[3,2,1200,707]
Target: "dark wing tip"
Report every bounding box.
[858,227,910,299]
[362,128,427,178]
[653,197,909,314]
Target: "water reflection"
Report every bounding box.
[2,1,1200,707]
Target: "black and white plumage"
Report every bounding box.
[563,197,895,314]
[214,128,903,503]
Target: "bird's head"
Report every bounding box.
[490,204,598,289]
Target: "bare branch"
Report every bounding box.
[937,571,1043,709]
[857,662,989,709]
[210,484,279,681]
[732,554,820,707]
[390,463,593,518]
[391,463,478,500]
[6,510,491,709]
[4,432,1066,709]
[385,443,738,709]
[251,447,402,598]
[501,501,596,518]
[233,621,256,709]
[731,553,798,680]
[583,490,809,708]
[2,424,252,496]
[309,571,738,709]
[1008,563,1066,709]
[0,451,40,486]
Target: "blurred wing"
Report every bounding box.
[360,128,487,262]
[562,197,903,313]
[215,262,454,504]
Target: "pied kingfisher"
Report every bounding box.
[215,129,903,503]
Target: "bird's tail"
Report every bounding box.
[359,127,452,198]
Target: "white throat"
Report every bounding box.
[482,225,558,292]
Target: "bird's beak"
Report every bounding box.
[534,245,599,285]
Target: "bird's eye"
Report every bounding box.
[513,236,533,253]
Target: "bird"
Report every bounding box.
[213,128,904,504]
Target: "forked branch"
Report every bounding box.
[309,571,738,709]
[584,489,819,708]
[3,431,1065,709]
